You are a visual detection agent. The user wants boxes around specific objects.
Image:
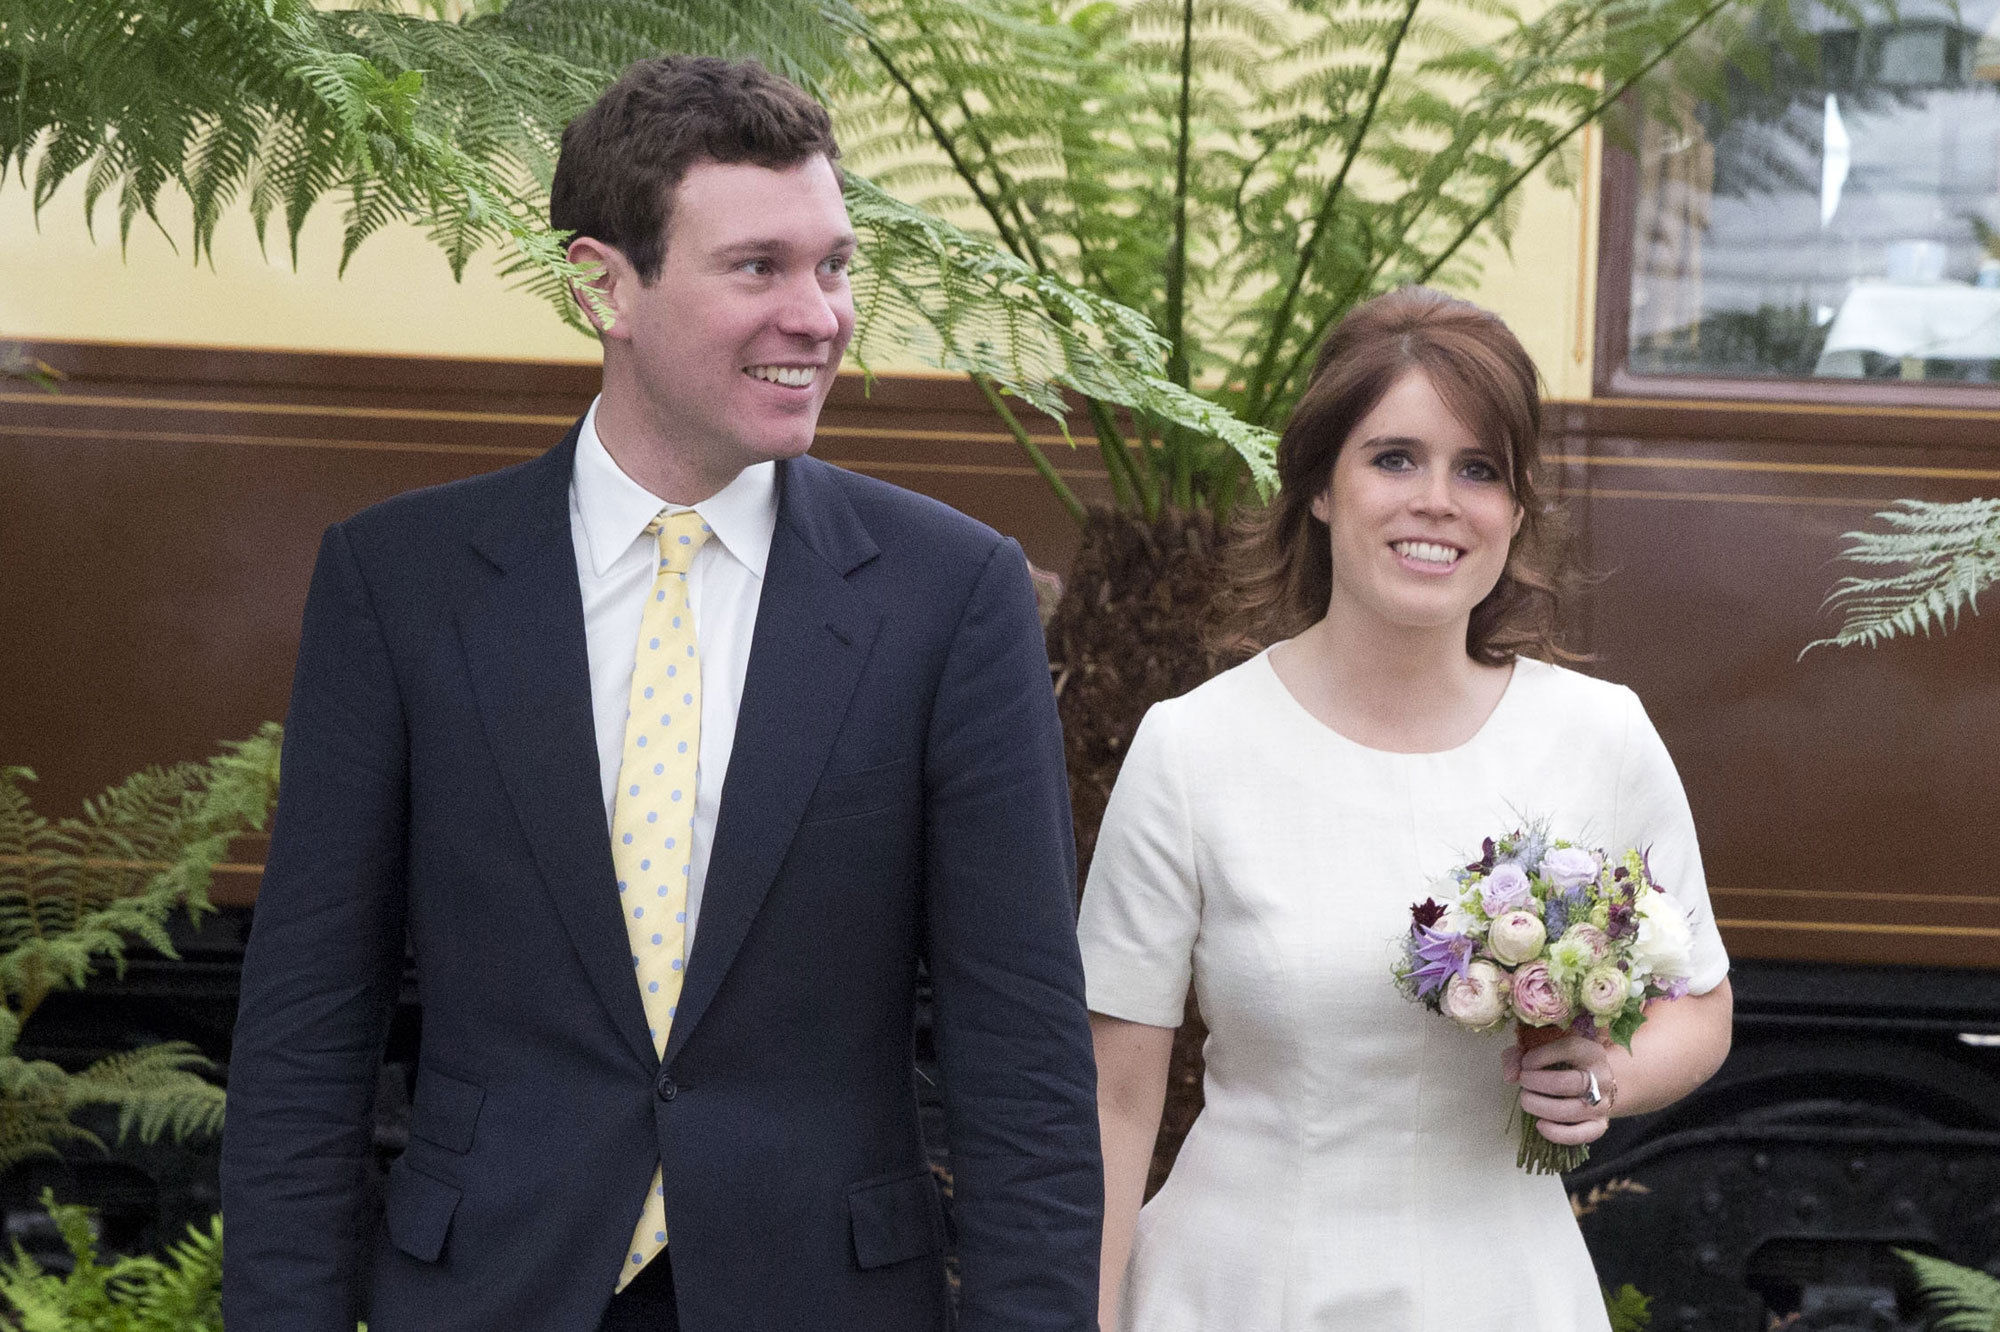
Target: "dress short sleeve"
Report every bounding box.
[1613,687,1731,995]
[1077,702,1200,1028]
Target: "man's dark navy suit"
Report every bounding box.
[219,426,1102,1331]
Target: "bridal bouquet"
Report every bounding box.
[1392,819,1695,1174]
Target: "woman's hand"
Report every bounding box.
[1504,1032,1615,1146]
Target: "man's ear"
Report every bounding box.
[564,236,630,338]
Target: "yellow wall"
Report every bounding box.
[1,172,600,364]
[0,130,1600,398]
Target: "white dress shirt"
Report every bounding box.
[570,397,776,955]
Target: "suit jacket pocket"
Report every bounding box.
[847,1166,947,1270]
[384,1157,461,1263]
[800,759,915,826]
[410,1063,485,1154]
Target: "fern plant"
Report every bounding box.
[1808,498,2000,650]
[1,0,1265,461]
[0,727,281,1173]
[838,0,1780,524]
[1899,1247,2000,1332]
[0,1188,223,1330]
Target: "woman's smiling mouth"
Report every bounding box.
[1391,539,1464,571]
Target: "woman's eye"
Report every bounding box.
[1461,459,1502,482]
[1372,450,1414,471]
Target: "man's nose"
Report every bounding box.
[777,276,843,343]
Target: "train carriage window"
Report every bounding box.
[1626,0,2000,384]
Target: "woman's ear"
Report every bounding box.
[1309,479,1335,526]
[564,236,627,337]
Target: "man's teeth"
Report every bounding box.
[1394,540,1462,565]
[746,365,816,387]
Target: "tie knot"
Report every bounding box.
[648,509,712,573]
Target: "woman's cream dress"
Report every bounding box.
[1078,653,1730,1331]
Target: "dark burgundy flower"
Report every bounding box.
[1605,900,1637,939]
[1411,898,1448,929]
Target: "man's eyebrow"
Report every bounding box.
[713,232,859,259]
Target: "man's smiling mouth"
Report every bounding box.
[745,365,818,387]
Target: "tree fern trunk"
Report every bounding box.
[1048,506,1227,1193]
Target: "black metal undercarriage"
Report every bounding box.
[7,919,1999,1332]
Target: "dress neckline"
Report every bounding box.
[1252,647,1535,758]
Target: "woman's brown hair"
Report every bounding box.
[1217,286,1571,665]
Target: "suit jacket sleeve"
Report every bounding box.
[221,523,411,1331]
[922,537,1103,1332]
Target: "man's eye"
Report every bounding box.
[822,254,852,276]
[741,259,774,276]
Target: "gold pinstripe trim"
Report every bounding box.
[1719,919,2000,939]
[1557,487,1889,508]
[1551,453,2000,482]
[1713,886,2000,907]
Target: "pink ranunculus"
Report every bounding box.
[1441,960,1511,1030]
[1580,965,1628,1019]
[1563,923,1612,964]
[1539,845,1601,892]
[1510,961,1574,1027]
[1488,910,1547,966]
[1480,863,1533,917]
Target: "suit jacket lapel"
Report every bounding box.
[665,457,882,1066]
[460,426,656,1070]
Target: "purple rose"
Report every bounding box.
[1480,863,1533,917]
[1510,961,1574,1027]
[1539,846,1601,892]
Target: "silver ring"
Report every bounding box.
[1582,1069,1603,1108]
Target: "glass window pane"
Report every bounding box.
[1627,0,2000,384]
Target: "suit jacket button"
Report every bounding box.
[655,1071,677,1102]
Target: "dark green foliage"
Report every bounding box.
[1899,1247,2000,1332]
[0,728,281,1172]
[0,1189,223,1330]
[1629,302,1831,378]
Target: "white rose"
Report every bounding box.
[1441,960,1510,1030]
[1631,888,1694,982]
[1488,910,1547,966]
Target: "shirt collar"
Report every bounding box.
[573,396,778,580]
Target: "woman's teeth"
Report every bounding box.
[746,365,816,387]
[1393,540,1461,566]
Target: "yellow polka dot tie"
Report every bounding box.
[611,508,709,1290]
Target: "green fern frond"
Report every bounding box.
[0,1190,225,1331]
[1806,498,2000,651]
[845,173,1279,490]
[68,1043,228,1145]
[1899,1248,2000,1332]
